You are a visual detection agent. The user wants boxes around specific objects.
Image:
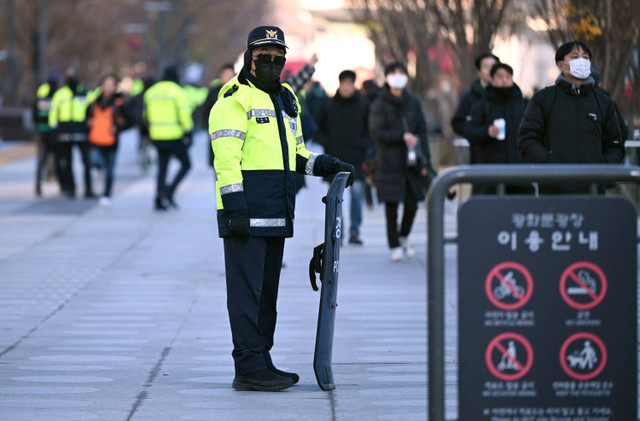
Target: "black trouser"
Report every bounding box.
[152,139,191,198]
[384,182,418,249]
[56,140,93,197]
[223,236,285,375]
[35,131,59,190]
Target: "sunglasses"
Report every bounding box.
[253,54,286,66]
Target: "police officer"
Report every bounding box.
[34,74,60,197]
[49,69,93,198]
[209,25,354,392]
[144,65,194,210]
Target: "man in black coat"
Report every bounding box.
[464,62,532,195]
[451,52,500,163]
[518,40,624,194]
[315,70,371,244]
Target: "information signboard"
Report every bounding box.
[458,197,637,421]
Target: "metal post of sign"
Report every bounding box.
[427,164,640,421]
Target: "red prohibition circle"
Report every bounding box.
[485,332,534,381]
[485,262,534,311]
[559,332,607,381]
[559,261,607,310]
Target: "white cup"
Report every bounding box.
[494,118,506,140]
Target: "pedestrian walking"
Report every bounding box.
[360,79,380,210]
[49,69,93,199]
[86,75,128,206]
[144,65,194,210]
[33,74,60,197]
[124,76,155,173]
[369,62,431,262]
[517,40,624,193]
[209,25,354,392]
[202,64,236,171]
[315,70,371,244]
[463,62,532,195]
[451,52,500,164]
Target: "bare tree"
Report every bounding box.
[349,0,513,95]
[531,0,640,117]
[0,0,268,106]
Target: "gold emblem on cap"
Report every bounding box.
[266,29,278,39]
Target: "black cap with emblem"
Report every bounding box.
[247,25,288,50]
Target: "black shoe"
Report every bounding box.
[349,235,363,245]
[165,187,179,209]
[85,191,97,199]
[154,197,169,211]
[232,368,295,392]
[264,351,299,384]
[166,196,179,209]
[35,185,42,197]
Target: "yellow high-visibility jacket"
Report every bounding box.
[35,83,55,132]
[209,73,329,238]
[143,81,193,141]
[49,85,89,141]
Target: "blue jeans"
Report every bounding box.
[349,180,364,237]
[93,146,117,197]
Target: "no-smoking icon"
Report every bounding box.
[485,262,533,311]
[559,261,607,310]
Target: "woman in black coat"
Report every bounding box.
[369,62,431,262]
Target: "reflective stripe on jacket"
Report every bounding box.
[49,85,89,141]
[209,74,316,237]
[35,83,54,132]
[143,81,193,140]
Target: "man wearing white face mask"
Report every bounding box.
[369,62,431,261]
[518,40,624,194]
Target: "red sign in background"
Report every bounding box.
[485,262,534,311]
[485,332,534,381]
[559,332,607,381]
[559,261,607,310]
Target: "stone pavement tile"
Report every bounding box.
[0,133,431,421]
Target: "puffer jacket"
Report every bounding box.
[369,85,430,203]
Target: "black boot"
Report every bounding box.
[264,351,299,384]
[232,368,295,392]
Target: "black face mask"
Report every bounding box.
[253,54,286,83]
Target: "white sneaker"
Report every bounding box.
[390,247,403,262]
[99,196,111,207]
[399,236,415,258]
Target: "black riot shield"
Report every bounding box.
[309,172,349,391]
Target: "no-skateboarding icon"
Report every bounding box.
[485,332,533,381]
[485,262,533,311]
[560,332,607,381]
[559,261,607,310]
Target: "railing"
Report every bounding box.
[426,164,640,421]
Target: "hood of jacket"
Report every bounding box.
[555,73,595,97]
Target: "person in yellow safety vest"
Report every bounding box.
[183,83,208,112]
[209,25,354,392]
[49,69,94,198]
[144,65,194,210]
[33,74,61,196]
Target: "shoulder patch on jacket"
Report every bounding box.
[223,85,239,98]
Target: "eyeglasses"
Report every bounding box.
[252,54,286,66]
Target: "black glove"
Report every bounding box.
[228,211,250,243]
[332,160,355,187]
